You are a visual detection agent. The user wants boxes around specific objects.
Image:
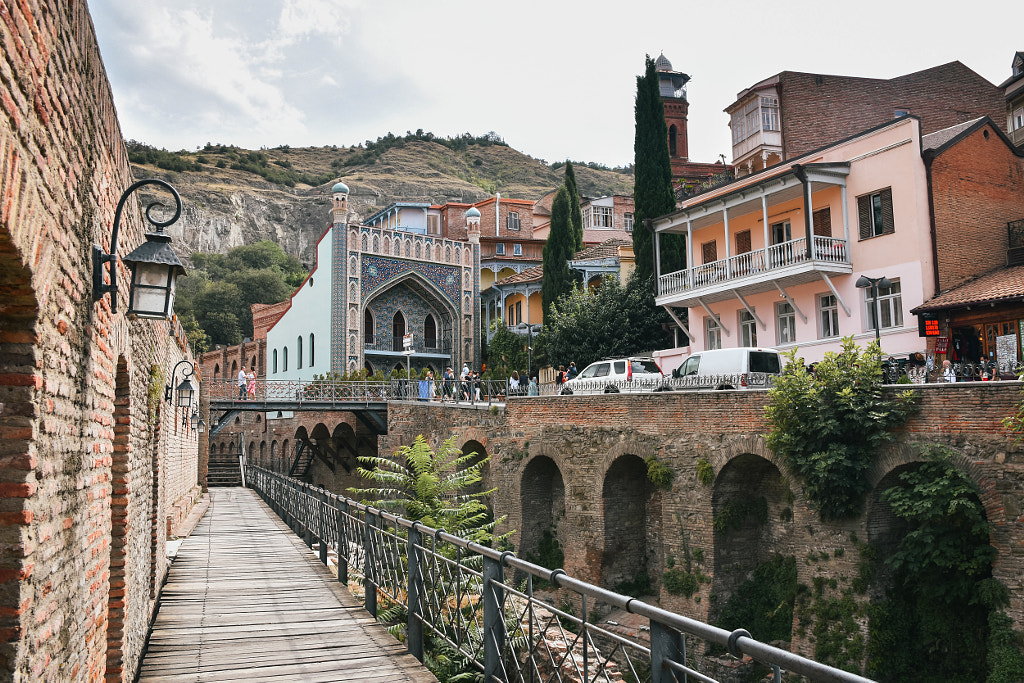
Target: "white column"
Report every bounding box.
[723,207,731,277]
[686,220,694,275]
[762,195,770,267]
[840,185,850,259]
[806,181,816,260]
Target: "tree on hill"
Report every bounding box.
[633,55,684,290]
[542,185,577,320]
[564,162,583,251]
[175,240,307,351]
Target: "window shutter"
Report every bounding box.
[880,188,895,235]
[813,208,832,237]
[735,230,752,254]
[702,241,718,264]
[857,195,871,240]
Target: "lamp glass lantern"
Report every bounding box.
[176,377,197,408]
[122,231,186,320]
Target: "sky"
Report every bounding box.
[90,0,1020,170]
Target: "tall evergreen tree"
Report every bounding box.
[633,55,684,290]
[542,185,575,320]
[564,161,583,251]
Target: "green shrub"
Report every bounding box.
[645,456,672,489]
[663,569,700,597]
[696,458,714,486]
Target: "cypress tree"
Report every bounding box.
[542,185,575,320]
[633,55,683,290]
[564,161,583,251]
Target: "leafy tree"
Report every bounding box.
[866,447,1021,682]
[633,55,682,290]
[764,338,917,520]
[541,185,576,320]
[485,323,528,379]
[564,161,583,251]
[538,272,671,370]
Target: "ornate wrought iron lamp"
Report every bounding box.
[166,360,198,406]
[93,179,186,319]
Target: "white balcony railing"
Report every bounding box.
[659,236,849,298]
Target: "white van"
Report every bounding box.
[671,347,783,390]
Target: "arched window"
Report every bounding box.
[297,336,303,369]
[283,347,288,372]
[309,334,315,367]
[231,360,237,376]
[424,314,437,350]
[669,124,678,158]
[361,234,368,251]
[272,349,278,373]
[393,311,406,352]
[214,364,220,378]
[364,310,374,344]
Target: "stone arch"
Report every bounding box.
[459,439,488,500]
[601,454,653,592]
[520,455,566,569]
[106,355,132,677]
[424,314,437,349]
[282,439,290,464]
[214,363,220,378]
[231,360,238,376]
[271,440,278,462]
[248,441,256,461]
[710,452,795,621]
[259,441,266,467]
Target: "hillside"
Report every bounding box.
[129,136,634,268]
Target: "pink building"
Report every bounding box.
[653,116,938,366]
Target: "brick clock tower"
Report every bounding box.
[656,53,691,162]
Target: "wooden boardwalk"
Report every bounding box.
[138,487,437,682]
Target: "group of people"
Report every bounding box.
[553,362,578,386]
[427,364,484,402]
[237,367,257,399]
[507,370,539,397]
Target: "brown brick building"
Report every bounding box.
[0,1,202,680]
[727,61,1006,176]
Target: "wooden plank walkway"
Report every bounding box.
[138,487,437,682]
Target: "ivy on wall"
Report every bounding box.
[764,337,916,520]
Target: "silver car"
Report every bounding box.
[560,357,667,394]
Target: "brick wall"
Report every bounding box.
[0,1,199,680]
[377,383,1023,663]
[780,63,1005,160]
[929,122,1024,292]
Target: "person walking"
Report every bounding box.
[246,367,256,398]
[509,370,520,396]
[426,369,436,400]
[528,376,538,396]
[237,367,247,400]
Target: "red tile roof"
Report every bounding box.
[911,265,1024,312]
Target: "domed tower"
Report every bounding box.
[465,206,481,245]
[331,181,349,223]
[655,53,691,162]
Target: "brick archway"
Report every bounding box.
[601,454,652,592]
[519,456,565,570]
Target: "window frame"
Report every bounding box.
[776,301,796,345]
[594,206,613,228]
[818,293,839,339]
[495,243,506,256]
[513,243,523,256]
[739,309,757,347]
[624,212,634,232]
[507,211,520,231]
[864,279,903,332]
[857,188,895,240]
[705,316,722,351]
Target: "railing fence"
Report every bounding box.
[246,466,874,683]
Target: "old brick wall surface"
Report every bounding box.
[780,63,1005,160]
[0,1,199,680]
[379,383,1024,661]
[929,122,1024,292]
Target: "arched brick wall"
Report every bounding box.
[519,456,565,566]
[601,454,652,591]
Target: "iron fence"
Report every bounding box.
[246,466,874,683]
[207,378,508,406]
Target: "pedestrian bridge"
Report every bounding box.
[140,467,874,683]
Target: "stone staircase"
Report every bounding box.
[207,450,243,487]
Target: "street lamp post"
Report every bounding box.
[855,275,892,344]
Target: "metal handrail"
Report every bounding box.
[246,466,875,683]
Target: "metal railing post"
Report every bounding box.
[650,620,685,683]
[318,490,328,566]
[337,498,349,584]
[482,554,506,682]
[364,510,377,617]
[407,523,424,663]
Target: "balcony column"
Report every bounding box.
[654,227,662,280]
[761,195,770,267]
[485,298,492,341]
[723,208,731,277]
[806,182,816,260]
[686,220,694,278]
[840,185,850,253]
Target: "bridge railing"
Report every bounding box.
[207,377,511,406]
[246,466,874,683]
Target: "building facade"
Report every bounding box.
[727,62,1006,176]
[1002,51,1024,150]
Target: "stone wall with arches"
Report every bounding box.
[382,382,1024,662]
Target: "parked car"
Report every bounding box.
[671,347,783,390]
[560,357,666,394]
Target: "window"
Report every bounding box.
[582,207,593,228]
[495,243,505,256]
[705,316,722,351]
[894,108,910,118]
[507,303,514,324]
[702,240,718,264]
[624,213,634,232]
[594,206,613,228]
[857,188,894,239]
[424,314,436,349]
[735,230,751,254]
[309,334,315,366]
[865,279,903,332]
[819,294,839,338]
[771,220,791,245]
[669,124,678,157]
[515,301,522,325]
[272,349,278,374]
[283,347,288,371]
[297,336,303,369]
[1013,105,1024,132]
[364,310,374,344]
[427,214,441,235]
[513,243,522,256]
[776,302,796,345]
[739,310,757,347]
[761,96,779,131]
[507,211,520,231]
